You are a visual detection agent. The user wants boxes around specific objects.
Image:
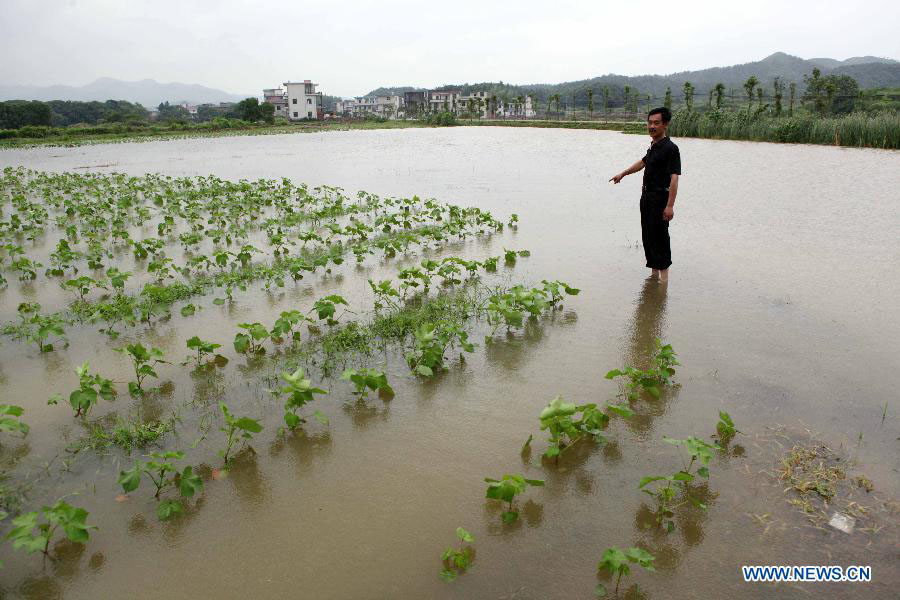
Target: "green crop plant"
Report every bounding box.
[651,339,679,386]
[484,474,544,523]
[233,322,270,354]
[485,283,574,333]
[48,362,116,418]
[715,411,741,442]
[440,527,475,582]
[368,279,401,311]
[105,267,131,295]
[397,267,432,297]
[341,368,394,400]
[0,404,29,438]
[540,280,580,305]
[63,276,104,302]
[117,451,203,520]
[310,295,350,326]
[118,343,168,395]
[406,322,475,377]
[11,256,41,280]
[219,402,263,464]
[639,436,720,531]
[275,368,329,430]
[185,336,222,366]
[3,302,67,352]
[6,500,96,559]
[270,310,306,344]
[539,395,634,459]
[503,248,530,265]
[605,339,679,401]
[46,239,81,276]
[482,256,499,272]
[596,546,655,598]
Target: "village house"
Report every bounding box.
[283,80,323,120]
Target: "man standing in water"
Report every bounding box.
[610,107,681,282]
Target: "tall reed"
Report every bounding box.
[668,109,900,149]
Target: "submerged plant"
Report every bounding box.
[218,402,263,464]
[341,368,394,400]
[270,310,306,345]
[6,500,96,559]
[310,294,350,327]
[275,368,329,430]
[3,302,66,352]
[0,404,29,438]
[48,362,116,418]
[539,395,633,459]
[715,411,741,442]
[440,527,475,582]
[639,436,720,531]
[233,322,269,354]
[117,451,203,520]
[596,546,655,598]
[605,339,679,401]
[484,474,544,523]
[406,322,474,377]
[118,343,167,395]
[185,335,223,366]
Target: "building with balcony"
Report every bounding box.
[283,80,323,120]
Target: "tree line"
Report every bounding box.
[0,97,276,130]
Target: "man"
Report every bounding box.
[610,107,681,282]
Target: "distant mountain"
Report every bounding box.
[0,77,250,108]
[364,52,900,103]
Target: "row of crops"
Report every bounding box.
[0,166,738,596]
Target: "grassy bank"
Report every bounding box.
[0,119,429,148]
[668,109,900,149]
[459,118,645,133]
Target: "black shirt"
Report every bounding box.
[641,136,681,189]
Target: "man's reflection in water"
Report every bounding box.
[626,277,669,369]
[623,278,673,436]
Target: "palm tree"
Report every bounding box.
[602,86,610,115]
[773,77,784,116]
[664,86,672,110]
[788,82,797,116]
[682,82,694,112]
[623,86,631,116]
[714,83,726,109]
[587,89,594,120]
[743,76,759,112]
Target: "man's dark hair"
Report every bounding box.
[647,107,672,123]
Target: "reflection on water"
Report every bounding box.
[626,278,669,369]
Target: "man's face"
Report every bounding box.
[647,114,667,137]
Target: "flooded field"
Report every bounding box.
[0,127,898,599]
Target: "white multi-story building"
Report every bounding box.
[428,90,460,113]
[283,80,323,120]
[338,95,403,118]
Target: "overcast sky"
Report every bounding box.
[3,0,898,97]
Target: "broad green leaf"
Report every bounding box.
[179,466,203,498]
[117,464,142,493]
[157,499,183,521]
[456,527,473,543]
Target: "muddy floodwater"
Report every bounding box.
[0,127,898,599]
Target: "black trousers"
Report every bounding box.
[639,190,672,270]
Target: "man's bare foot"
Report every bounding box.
[659,269,669,283]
